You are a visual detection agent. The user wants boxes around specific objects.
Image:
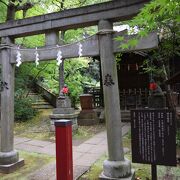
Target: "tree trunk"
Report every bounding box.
[162,63,177,113]
[6,1,16,21]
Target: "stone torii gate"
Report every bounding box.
[0,0,157,179]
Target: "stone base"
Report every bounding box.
[56,96,71,108]
[0,159,24,174]
[99,169,135,180]
[53,107,75,114]
[78,109,99,126]
[50,112,79,132]
[0,150,19,165]
[50,120,78,133]
[148,94,166,108]
[102,159,133,179]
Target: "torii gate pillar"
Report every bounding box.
[98,20,135,179]
[0,37,24,173]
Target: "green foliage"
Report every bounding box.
[14,89,37,121]
[0,150,54,180]
[141,58,164,80]
[115,53,123,65]
[40,0,110,11]
[128,38,138,48]
[0,0,104,111]
[130,0,179,34]
[64,58,90,106]
[15,65,38,121]
[0,1,7,23]
[64,27,97,43]
[80,155,107,180]
[15,109,54,141]
[118,0,180,49]
[115,36,124,41]
[16,34,45,47]
[116,0,180,84]
[28,57,98,107]
[15,53,98,108]
[63,58,100,107]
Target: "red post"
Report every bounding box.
[55,120,73,180]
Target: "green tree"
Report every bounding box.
[118,0,180,109]
[0,0,106,114]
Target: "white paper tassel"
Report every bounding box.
[78,43,83,57]
[56,46,62,66]
[35,47,39,66]
[16,47,22,67]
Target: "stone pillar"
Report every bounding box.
[59,31,65,91]
[0,37,24,173]
[45,31,59,46]
[59,61,64,91]
[98,20,134,179]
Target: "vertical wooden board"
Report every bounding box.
[131,109,176,166]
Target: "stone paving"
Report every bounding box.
[14,123,130,180]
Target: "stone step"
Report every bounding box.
[28,91,54,109]
[29,95,44,101]
[122,114,131,118]
[32,104,54,109]
[35,100,48,103]
[121,111,131,122]
[32,101,51,105]
[121,117,131,122]
[28,92,38,95]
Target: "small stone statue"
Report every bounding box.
[148,79,166,108]
[50,83,78,132]
[59,84,69,98]
[149,79,163,95]
[57,84,71,107]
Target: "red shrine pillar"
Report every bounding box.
[55,120,73,180]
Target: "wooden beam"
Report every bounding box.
[0,0,150,38]
[10,32,158,64]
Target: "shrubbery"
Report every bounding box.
[14,89,37,121]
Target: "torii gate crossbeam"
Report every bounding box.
[0,0,150,38]
[8,32,157,64]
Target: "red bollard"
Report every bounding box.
[55,120,73,180]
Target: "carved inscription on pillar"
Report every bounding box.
[104,74,114,87]
[0,81,9,92]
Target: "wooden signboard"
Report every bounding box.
[131,109,176,166]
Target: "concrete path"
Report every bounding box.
[14,123,130,180]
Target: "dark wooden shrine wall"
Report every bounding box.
[117,53,149,90]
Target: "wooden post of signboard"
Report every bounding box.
[152,165,157,180]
